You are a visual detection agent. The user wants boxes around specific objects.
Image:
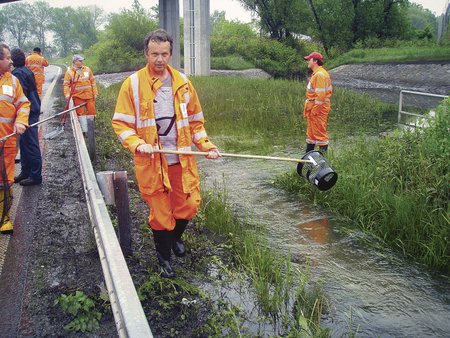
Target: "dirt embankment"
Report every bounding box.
[329,62,450,104]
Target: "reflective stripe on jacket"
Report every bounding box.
[63,66,98,99]
[112,64,216,196]
[304,66,332,116]
[25,53,48,80]
[0,73,30,148]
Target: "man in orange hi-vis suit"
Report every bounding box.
[112,29,221,278]
[63,54,98,132]
[0,43,30,234]
[25,47,48,98]
[303,51,333,153]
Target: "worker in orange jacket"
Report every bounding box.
[63,54,98,132]
[0,43,30,234]
[303,51,333,153]
[112,29,221,278]
[25,47,48,98]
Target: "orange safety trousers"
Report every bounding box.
[34,75,45,97]
[72,97,96,117]
[3,147,17,186]
[142,163,201,231]
[305,102,330,145]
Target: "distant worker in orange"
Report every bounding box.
[303,52,333,153]
[25,47,48,98]
[63,54,98,131]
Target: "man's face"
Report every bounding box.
[306,58,315,69]
[0,48,12,75]
[73,59,83,69]
[145,40,171,75]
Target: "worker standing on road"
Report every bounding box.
[303,51,333,153]
[25,47,48,99]
[11,48,43,186]
[112,29,221,278]
[0,43,30,234]
[63,54,98,132]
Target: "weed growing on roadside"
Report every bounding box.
[54,291,102,333]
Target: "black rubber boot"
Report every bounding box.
[172,219,188,257]
[306,143,315,153]
[152,230,175,278]
[319,145,328,153]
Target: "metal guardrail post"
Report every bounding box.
[87,118,96,161]
[96,171,133,257]
[114,171,133,258]
[71,111,153,338]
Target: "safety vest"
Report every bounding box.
[112,64,216,196]
[63,66,98,100]
[25,53,48,80]
[0,73,30,148]
[305,66,332,106]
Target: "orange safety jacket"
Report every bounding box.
[304,66,332,116]
[0,73,30,148]
[112,64,216,196]
[63,66,98,100]
[25,53,48,82]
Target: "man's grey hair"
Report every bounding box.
[0,42,10,60]
[144,29,173,55]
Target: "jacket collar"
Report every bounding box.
[145,64,187,92]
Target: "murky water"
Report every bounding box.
[197,152,450,337]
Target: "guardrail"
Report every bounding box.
[70,110,153,338]
[398,90,448,127]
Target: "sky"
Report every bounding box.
[4,0,448,20]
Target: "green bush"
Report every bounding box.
[237,37,307,78]
[87,40,145,73]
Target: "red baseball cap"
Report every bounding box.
[304,52,323,62]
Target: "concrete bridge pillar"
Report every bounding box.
[159,0,181,69]
[183,0,211,76]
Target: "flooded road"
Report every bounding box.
[197,151,450,337]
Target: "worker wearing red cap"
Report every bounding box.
[303,51,332,153]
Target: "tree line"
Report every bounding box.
[0,0,444,74]
[238,0,442,55]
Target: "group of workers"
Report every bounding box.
[0,44,98,235]
[0,29,332,279]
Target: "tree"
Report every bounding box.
[49,7,78,57]
[239,0,313,40]
[30,1,52,52]
[73,6,102,50]
[0,11,5,41]
[106,2,158,52]
[2,2,32,48]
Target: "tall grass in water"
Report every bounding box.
[198,187,328,336]
[276,98,450,272]
[192,76,396,153]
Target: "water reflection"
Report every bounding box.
[297,218,331,244]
